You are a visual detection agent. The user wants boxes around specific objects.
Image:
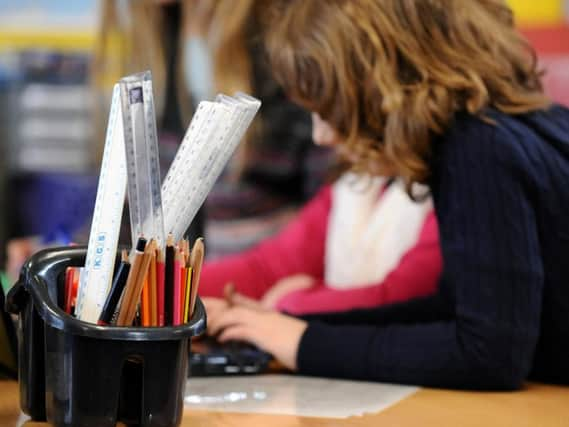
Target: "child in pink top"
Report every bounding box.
[200,129,441,315]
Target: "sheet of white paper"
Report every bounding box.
[185,374,418,418]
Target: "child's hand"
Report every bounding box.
[208,306,308,371]
[203,275,314,337]
[201,297,229,335]
[203,291,266,335]
[261,274,315,309]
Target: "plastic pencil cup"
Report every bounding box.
[6,246,206,427]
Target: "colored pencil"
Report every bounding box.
[173,247,183,326]
[141,274,150,327]
[98,250,130,326]
[183,266,193,323]
[149,251,157,326]
[164,234,175,325]
[156,247,165,326]
[116,238,150,326]
[189,238,205,318]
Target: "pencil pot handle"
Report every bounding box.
[8,247,206,427]
[7,278,47,421]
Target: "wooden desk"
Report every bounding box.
[1,380,568,426]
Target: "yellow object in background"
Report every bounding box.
[507,0,565,27]
[0,30,95,53]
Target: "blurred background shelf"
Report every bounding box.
[0,0,99,267]
[0,0,567,270]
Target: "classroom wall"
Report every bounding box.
[508,0,569,106]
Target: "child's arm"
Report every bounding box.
[296,124,544,390]
[276,211,441,314]
[199,186,332,299]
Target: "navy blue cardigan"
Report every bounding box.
[297,105,569,390]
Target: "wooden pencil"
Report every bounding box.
[115,237,147,326]
[189,238,205,318]
[125,239,156,326]
[117,239,155,326]
[184,239,190,264]
[141,274,150,326]
[156,247,165,326]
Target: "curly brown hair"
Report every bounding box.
[264,0,550,188]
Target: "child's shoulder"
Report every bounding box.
[440,106,568,168]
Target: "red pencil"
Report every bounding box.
[180,265,187,320]
[71,268,80,315]
[64,267,75,314]
[173,247,183,326]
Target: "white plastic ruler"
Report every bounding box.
[76,84,127,322]
[77,71,165,323]
[162,94,260,242]
[119,71,165,249]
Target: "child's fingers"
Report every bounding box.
[231,292,264,310]
[208,307,252,336]
[202,297,228,312]
[262,274,315,309]
[218,325,254,344]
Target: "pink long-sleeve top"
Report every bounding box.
[199,185,441,315]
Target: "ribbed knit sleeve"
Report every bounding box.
[297,115,545,390]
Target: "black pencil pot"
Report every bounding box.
[6,246,206,427]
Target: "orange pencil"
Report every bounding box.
[156,247,165,326]
[149,250,157,326]
[141,273,150,327]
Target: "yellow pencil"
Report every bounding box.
[183,266,193,323]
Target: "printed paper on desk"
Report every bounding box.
[184,374,418,419]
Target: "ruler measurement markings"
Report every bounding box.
[169,105,238,241]
[162,103,212,219]
[167,106,232,240]
[119,72,165,250]
[163,103,226,238]
[77,84,127,322]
